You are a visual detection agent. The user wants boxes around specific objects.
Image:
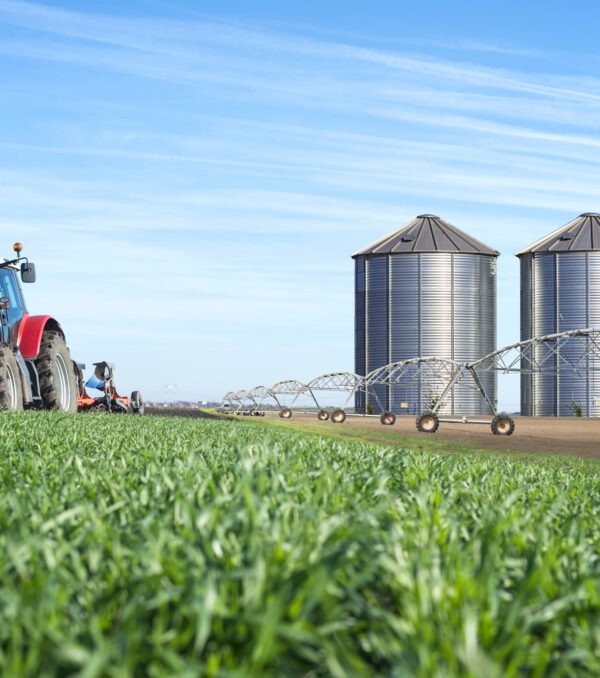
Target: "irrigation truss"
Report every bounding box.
[221,328,600,435]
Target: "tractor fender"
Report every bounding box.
[18,315,65,359]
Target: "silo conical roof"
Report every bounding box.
[517,213,600,256]
[352,214,499,257]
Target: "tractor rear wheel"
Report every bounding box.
[35,331,77,412]
[131,391,144,415]
[0,346,23,410]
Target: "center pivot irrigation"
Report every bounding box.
[221,328,600,436]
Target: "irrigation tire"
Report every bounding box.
[35,331,77,412]
[331,409,346,424]
[491,413,515,436]
[416,410,439,433]
[380,411,396,426]
[131,390,145,415]
[280,407,292,419]
[0,345,23,410]
[317,409,329,421]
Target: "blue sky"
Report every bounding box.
[1,0,599,407]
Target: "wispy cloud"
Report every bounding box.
[1,0,599,103]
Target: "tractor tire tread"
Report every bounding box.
[35,330,77,412]
[416,410,440,433]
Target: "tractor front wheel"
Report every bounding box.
[35,331,78,412]
[0,346,23,410]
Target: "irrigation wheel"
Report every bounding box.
[331,409,346,424]
[280,407,292,419]
[416,411,439,433]
[491,413,515,436]
[317,409,329,421]
[380,411,396,426]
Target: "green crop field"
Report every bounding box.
[1,412,599,677]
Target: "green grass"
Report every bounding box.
[1,412,600,676]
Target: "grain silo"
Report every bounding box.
[353,215,498,415]
[518,213,600,416]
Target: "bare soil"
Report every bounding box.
[270,412,600,459]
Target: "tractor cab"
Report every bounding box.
[0,243,36,345]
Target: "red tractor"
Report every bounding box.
[0,242,143,413]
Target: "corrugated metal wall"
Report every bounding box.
[354,257,366,412]
[356,253,496,415]
[477,255,497,416]
[365,257,389,412]
[418,254,454,414]
[389,256,419,413]
[520,254,533,415]
[521,252,600,416]
[557,254,588,415]
[590,252,600,417]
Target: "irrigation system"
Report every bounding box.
[221,328,600,436]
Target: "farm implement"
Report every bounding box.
[76,362,144,414]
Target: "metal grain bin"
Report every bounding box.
[518,213,600,416]
[354,215,498,415]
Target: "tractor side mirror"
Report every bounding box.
[21,262,36,283]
